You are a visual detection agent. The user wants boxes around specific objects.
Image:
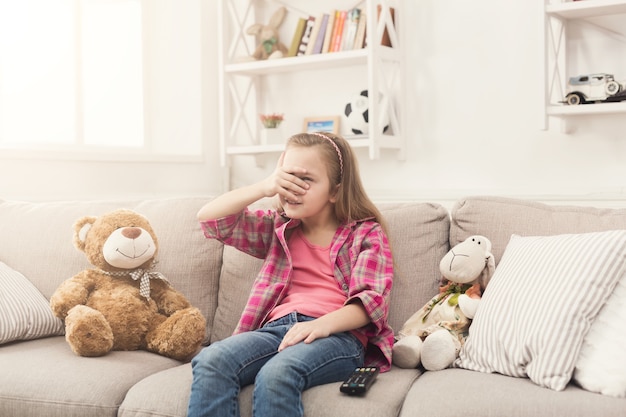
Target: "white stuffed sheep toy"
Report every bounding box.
[392,235,495,371]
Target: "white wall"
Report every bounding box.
[0,1,222,202]
[2,1,626,207]
[371,1,626,205]
[230,0,626,208]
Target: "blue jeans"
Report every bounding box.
[187,311,365,417]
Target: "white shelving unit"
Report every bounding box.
[218,0,404,190]
[542,0,626,131]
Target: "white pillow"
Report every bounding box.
[456,230,626,391]
[573,270,626,397]
[0,261,64,344]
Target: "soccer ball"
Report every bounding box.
[344,90,390,135]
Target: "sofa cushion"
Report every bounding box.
[456,230,626,391]
[378,203,450,334]
[0,197,222,345]
[400,368,626,417]
[0,261,63,345]
[210,245,264,343]
[0,337,181,417]
[119,364,192,417]
[449,195,626,263]
[239,366,420,417]
[210,202,450,343]
[119,363,420,417]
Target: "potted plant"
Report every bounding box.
[259,113,284,145]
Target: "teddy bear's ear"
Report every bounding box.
[72,216,97,252]
[268,6,286,29]
[246,23,263,36]
[480,251,496,289]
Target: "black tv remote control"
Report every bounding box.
[340,367,379,395]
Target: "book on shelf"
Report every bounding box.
[321,10,336,53]
[353,11,367,49]
[305,13,326,55]
[341,8,361,51]
[330,10,347,52]
[296,16,316,56]
[288,17,307,57]
[287,6,374,57]
[376,5,396,47]
[310,13,329,54]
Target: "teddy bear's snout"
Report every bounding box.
[121,227,142,240]
[102,226,156,269]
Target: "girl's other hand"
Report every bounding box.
[278,320,330,352]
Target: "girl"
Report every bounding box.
[188,132,394,417]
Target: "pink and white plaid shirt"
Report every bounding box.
[200,208,395,372]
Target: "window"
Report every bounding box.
[0,0,202,158]
[0,0,143,148]
[81,0,144,148]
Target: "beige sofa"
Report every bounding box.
[0,195,624,417]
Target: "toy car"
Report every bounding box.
[564,73,623,105]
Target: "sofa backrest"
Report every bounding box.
[210,202,451,343]
[0,197,222,345]
[450,195,626,265]
[0,197,452,346]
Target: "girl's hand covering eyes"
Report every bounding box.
[262,152,309,202]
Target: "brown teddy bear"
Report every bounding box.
[50,209,206,361]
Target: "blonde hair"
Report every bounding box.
[280,132,388,234]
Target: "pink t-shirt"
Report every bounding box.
[269,227,346,320]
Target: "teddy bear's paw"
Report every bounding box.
[458,294,480,319]
[65,305,114,357]
[268,50,283,59]
[421,330,458,371]
[146,307,206,361]
[392,335,423,368]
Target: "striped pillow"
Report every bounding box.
[456,230,626,391]
[0,261,64,344]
